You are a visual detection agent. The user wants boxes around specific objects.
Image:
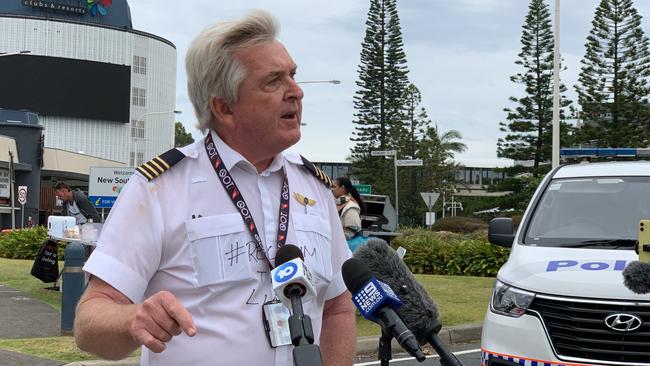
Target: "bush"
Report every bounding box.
[393,228,509,277]
[431,216,488,233]
[0,226,49,259]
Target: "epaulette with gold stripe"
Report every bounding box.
[136,148,185,181]
[300,155,333,189]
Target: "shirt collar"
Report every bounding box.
[210,130,285,175]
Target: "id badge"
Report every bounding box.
[262,300,291,348]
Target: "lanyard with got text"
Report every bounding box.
[204,133,290,270]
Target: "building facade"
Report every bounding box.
[0,0,177,166]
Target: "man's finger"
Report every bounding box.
[134,328,166,354]
[160,294,196,337]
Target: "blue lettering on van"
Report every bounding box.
[546,260,628,272]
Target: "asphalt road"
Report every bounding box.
[354,342,482,366]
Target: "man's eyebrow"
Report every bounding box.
[266,65,298,79]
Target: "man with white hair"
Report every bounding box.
[74,10,356,366]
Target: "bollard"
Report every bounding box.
[61,241,85,335]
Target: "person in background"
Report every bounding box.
[73,10,355,366]
[54,181,100,224]
[333,177,365,240]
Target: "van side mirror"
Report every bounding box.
[488,217,514,248]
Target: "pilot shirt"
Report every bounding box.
[83,130,351,366]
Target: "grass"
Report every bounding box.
[0,258,494,361]
[0,258,63,310]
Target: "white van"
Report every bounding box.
[481,161,650,366]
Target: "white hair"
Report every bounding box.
[185,10,279,133]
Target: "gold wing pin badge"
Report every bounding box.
[293,192,317,207]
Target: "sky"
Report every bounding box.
[128,0,650,167]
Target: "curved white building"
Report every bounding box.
[0,0,176,166]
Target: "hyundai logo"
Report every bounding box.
[604,313,643,332]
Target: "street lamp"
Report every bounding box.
[297,80,341,126]
[297,80,341,85]
[0,50,31,57]
[131,110,182,167]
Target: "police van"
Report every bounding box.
[481,151,650,366]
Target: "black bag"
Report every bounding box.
[30,239,59,283]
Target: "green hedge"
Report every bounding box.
[393,228,510,277]
[431,216,488,234]
[0,226,49,259]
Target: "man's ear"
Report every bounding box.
[210,96,235,129]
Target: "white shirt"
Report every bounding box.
[84,131,351,366]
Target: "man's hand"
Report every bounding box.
[130,291,197,353]
[75,277,197,359]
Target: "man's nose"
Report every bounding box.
[286,78,304,100]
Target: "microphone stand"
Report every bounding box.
[378,327,392,366]
[287,287,323,366]
[425,333,463,366]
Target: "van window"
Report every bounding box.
[524,176,650,246]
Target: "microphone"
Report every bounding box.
[354,238,463,366]
[623,261,650,294]
[271,244,317,309]
[271,245,323,366]
[342,258,426,362]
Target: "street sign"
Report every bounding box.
[354,184,372,195]
[371,150,395,157]
[89,167,135,208]
[426,212,436,226]
[396,159,423,166]
[17,186,27,205]
[420,192,440,211]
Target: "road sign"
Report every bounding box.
[396,159,423,167]
[420,192,440,211]
[354,184,372,195]
[17,186,27,205]
[426,212,436,226]
[371,150,395,157]
[89,167,135,208]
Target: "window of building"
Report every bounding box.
[133,55,147,75]
[132,87,146,107]
[131,119,145,139]
[130,151,144,167]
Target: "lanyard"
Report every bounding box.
[204,133,290,270]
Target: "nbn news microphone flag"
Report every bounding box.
[352,277,403,322]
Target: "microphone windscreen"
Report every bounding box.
[623,261,650,294]
[354,238,441,342]
[342,258,374,293]
[275,244,303,266]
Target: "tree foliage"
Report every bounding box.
[575,0,650,147]
[497,0,572,171]
[350,0,410,199]
[174,122,195,147]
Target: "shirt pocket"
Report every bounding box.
[292,212,333,287]
[184,214,254,287]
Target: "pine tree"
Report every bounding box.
[350,0,410,200]
[575,0,650,147]
[399,84,431,225]
[497,0,572,172]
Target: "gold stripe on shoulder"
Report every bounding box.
[136,148,186,181]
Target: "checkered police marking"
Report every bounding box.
[481,349,593,366]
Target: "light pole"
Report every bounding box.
[552,0,561,168]
[297,80,341,85]
[296,80,341,126]
[0,50,30,57]
[131,110,182,167]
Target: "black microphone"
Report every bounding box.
[354,238,463,366]
[623,261,650,294]
[342,258,426,362]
